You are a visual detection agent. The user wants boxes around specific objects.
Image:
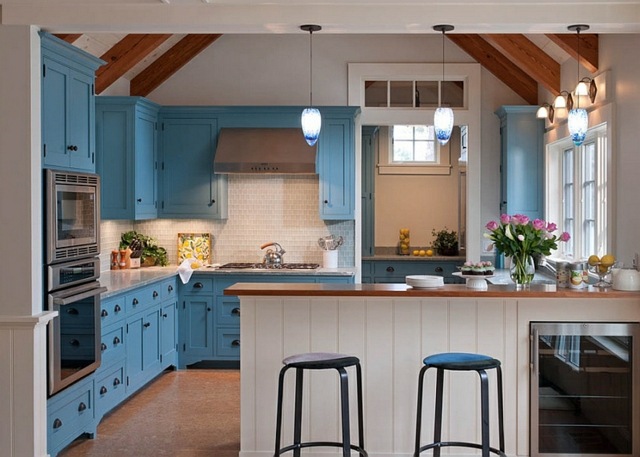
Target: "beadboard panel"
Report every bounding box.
[240,296,515,457]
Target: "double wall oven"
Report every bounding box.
[45,169,105,396]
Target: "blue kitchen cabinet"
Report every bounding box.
[361,259,465,284]
[495,106,544,220]
[126,305,161,394]
[96,96,160,220]
[160,300,178,368]
[41,32,104,172]
[158,116,228,219]
[318,108,359,220]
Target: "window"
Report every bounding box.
[547,123,608,260]
[392,125,436,163]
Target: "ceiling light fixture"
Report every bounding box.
[536,103,555,123]
[553,90,573,111]
[300,24,322,146]
[575,76,598,103]
[567,24,589,146]
[433,24,455,146]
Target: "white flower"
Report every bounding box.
[517,234,525,241]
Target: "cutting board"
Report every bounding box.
[178,233,212,264]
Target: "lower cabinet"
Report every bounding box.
[179,274,355,367]
[361,260,465,284]
[126,305,161,393]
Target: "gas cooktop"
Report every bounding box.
[219,262,320,270]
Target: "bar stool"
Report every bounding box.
[414,352,506,457]
[274,352,368,457]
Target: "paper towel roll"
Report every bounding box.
[323,250,338,269]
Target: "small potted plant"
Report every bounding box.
[431,227,459,256]
[120,230,169,267]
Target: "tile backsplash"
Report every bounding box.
[100,175,354,271]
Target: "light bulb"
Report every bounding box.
[554,94,567,109]
[301,108,322,146]
[434,107,454,146]
[536,106,549,119]
[568,108,588,146]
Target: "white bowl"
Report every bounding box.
[406,275,444,288]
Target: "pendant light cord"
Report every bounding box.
[309,29,313,107]
[576,27,580,108]
[440,29,445,108]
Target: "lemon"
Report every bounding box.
[412,250,420,256]
[588,255,600,266]
[426,249,434,257]
[599,264,610,273]
[419,250,426,256]
[601,254,616,267]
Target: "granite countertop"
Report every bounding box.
[100,265,357,298]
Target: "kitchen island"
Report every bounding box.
[225,283,640,457]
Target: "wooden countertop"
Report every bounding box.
[225,282,640,298]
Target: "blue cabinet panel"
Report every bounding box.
[160,301,178,368]
[182,295,214,360]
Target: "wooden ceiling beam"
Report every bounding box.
[546,33,598,74]
[54,34,82,44]
[130,34,222,97]
[484,34,560,95]
[447,34,539,105]
[95,34,172,94]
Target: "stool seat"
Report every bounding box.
[283,352,360,369]
[423,352,501,371]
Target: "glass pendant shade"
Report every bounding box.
[536,106,548,119]
[568,108,588,146]
[434,107,454,146]
[575,81,589,96]
[301,108,321,146]
[553,94,567,109]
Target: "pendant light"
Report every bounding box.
[567,24,589,146]
[433,24,455,146]
[300,24,322,146]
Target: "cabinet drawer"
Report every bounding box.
[125,284,163,313]
[162,279,177,301]
[100,325,125,368]
[372,261,459,278]
[47,380,94,451]
[95,364,125,419]
[217,297,241,326]
[100,296,125,327]
[184,278,214,294]
[59,301,95,327]
[60,330,96,359]
[216,329,240,358]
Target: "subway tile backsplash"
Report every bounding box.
[99,175,354,271]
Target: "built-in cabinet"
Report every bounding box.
[96,97,160,220]
[41,32,104,172]
[46,277,178,457]
[496,106,544,220]
[361,259,465,284]
[179,273,355,367]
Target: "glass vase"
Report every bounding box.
[510,254,535,289]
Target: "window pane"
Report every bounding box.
[391,125,436,163]
[414,125,431,140]
[393,140,413,161]
[414,141,435,161]
[442,80,464,107]
[393,125,413,140]
[364,80,388,107]
[390,81,413,107]
[415,81,438,107]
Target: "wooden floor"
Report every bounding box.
[59,369,240,457]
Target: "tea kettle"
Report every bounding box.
[261,242,286,267]
[612,268,640,291]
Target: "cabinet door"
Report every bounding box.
[134,110,158,219]
[126,307,161,391]
[125,313,144,391]
[67,68,95,171]
[160,118,228,219]
[160,301,177,367]
[42,57,70,169]
[142,307,161,374]
[182,296,214,359]
[318,117,354,220]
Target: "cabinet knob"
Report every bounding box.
[114,304,122,313]
[162,313,168,318]
[324,200,329,204]
[386,266,395,273]
[168,285,174,293]
[69,339,80,347]
[77,402,87,412]
[194,282,204,289]
[207,307,212,312]
[231,307,240,316]
[67,307,79,315]
[101,342,107,352]
[132,298,139,306]
[100,386,108,395]
[113,336,121,345]
[53,418,63,429]
[137,198,142,203]
[153,290,159,298]
[101,309,108,317]
[231,339,241,347]
[143,322,151,328]
[67,145,78,151]
[435,267,443,273]
[113,377,121,386]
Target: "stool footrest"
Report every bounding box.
[417,440,506,457]
[277,441,368,457]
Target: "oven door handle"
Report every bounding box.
[52,286,107,306]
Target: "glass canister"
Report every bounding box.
[397,228,410,255]
[556,261,570,288]
[569,261,588,289]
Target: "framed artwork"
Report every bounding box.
[178,233,212,264]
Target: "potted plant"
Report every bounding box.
[120,230,169,267]
[431,227,459,256]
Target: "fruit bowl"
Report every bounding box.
[588,262,614,288]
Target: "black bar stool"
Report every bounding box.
[274,352,368,457]
[414,352,506,457]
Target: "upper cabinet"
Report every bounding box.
[496,106,544,220]
[158,112,228,219]
[40,32,104,172]
[96,97,160,220]
[318,107,359,220]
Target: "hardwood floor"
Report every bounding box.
[59,369,240,456]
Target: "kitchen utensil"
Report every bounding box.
[261,242,286,266]
[129,239,143,258]
[318,235,343,250]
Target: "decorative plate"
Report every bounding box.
[178,233,212,264]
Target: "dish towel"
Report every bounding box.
[177,258,198,284]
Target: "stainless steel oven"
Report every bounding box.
[45,169,100,264]
[47,281,106,395]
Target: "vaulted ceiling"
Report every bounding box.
[55,31,597,105]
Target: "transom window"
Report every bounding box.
[392,125,436,163]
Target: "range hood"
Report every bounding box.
[214,128,317,174]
